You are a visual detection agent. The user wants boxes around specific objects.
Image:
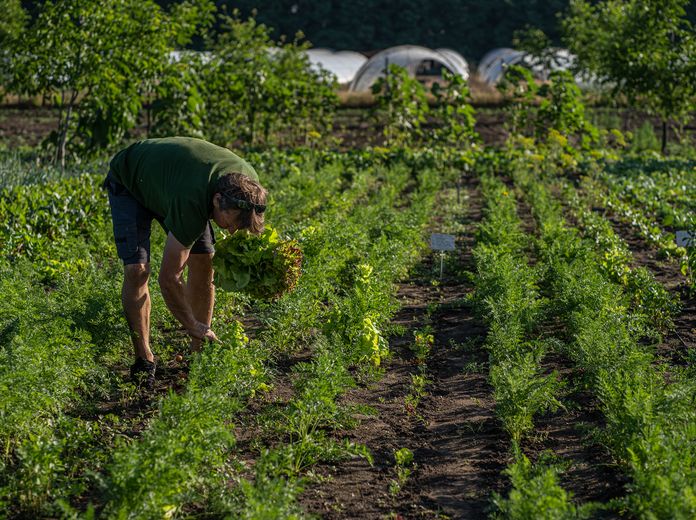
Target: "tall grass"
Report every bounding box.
[0,150,106,189]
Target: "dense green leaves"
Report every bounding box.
[202,12,338,147]
[564,0,696,152]
[9,0,211,164]
[0,0,25,42]
[371,64,428,147]
[213,227,303,299]
[430,69,478,149]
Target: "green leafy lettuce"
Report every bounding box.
[213,227,302,300]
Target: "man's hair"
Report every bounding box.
[215,173,267,235]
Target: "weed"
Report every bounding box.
[409,327,434,363]
[389,447,415,497]
[405,370,431,414]
[461,361,486,375]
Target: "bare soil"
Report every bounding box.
[398,288,508,519]
[7,105,690,151]
[0,107,57,148]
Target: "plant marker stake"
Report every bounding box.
[676,230,695,247]
[674,329,690,350]
[430,233,456,279]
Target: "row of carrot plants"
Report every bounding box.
[515,164,696,518]
[0,149,441,517]
[560,180,678,329]
[471,170,584,518]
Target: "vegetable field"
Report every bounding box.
[1,139,695,518]
[2,2,696,518]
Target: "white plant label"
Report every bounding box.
[676,230,696,247]
[430,233,456,251]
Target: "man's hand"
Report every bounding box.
[188,320,219,342]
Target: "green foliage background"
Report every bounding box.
[203,0,696,62]
[16,0,696,64]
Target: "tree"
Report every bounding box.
[149,51,209,139]
[203,13,279,146]
[0,0,26,46]
[370,64,428,147]
[430,69,477,149]
[536,70,598,149]
[202,11,337,147]
[430,70,479,188]
[9,0,213,166]
[497,65,539,137]
[0,0,27,92]
[564,0,696,153]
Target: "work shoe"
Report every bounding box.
[130,357,156,389]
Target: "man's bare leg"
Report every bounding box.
[186,253,215,352]
[122,263,154,362]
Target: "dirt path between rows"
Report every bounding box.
[399,289,507,519]
[299,178,512,519]
[396,181,509,519]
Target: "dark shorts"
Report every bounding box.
[103,174,215,265]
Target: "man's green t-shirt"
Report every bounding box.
[109,137,259,248]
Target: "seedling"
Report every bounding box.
[389,447,415,496]
[409,327,434,363]
[461,361,486,375]
[405,371,430,414]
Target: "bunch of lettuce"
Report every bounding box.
[213,227,303,300]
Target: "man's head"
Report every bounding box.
[212,173,267,235]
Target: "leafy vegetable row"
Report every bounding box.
[472,172,580,518]
[522,166,696,518]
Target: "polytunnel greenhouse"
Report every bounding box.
[477,48,531,85]
[477,47,587,86]
[436,48,470,78]
[348,45,469,92]
[304,49,368,85]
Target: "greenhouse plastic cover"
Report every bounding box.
[477,48,529,84]
[477,47,588,86]
[436,48,470,78]
[305,49,368,84]
[349,45,470,92]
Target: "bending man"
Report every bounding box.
[105,136,267,388]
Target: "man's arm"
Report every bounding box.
[159,232,218,342]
